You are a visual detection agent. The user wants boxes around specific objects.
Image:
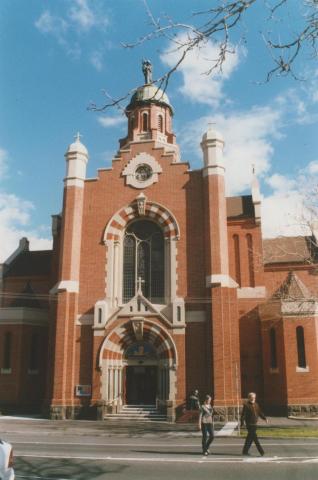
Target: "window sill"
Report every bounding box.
[269,368,279,374]
[1,368,12,374]
[296,366,309,372]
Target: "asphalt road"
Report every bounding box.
[5,433,318,480]
[1,418,318,480]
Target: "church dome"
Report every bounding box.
[127,84,173,113]
[65,133,88,156]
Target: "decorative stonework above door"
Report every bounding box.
[122,152,162,189]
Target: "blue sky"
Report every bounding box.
[1,0,318,261]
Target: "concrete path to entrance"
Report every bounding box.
[215,421,238,437]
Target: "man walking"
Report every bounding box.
[240,392,268,456]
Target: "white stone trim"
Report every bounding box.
[237,286,266,298]
[206,274,238,288]
[94,330,105,336]
[50,280,79,294]
[113,213,126,227]
[0,368,11,374]
[63,178,84,188]
[122,152,162,189]
[0,307,48,325]
[202,165,225,177]
[282,301,318,316]
[185,310,206,323]
[296,366,310,372]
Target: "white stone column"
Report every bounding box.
[113,241,120,307]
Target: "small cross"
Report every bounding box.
[137,276,145,294]
[252,163,255,175]
[74,132,82,142]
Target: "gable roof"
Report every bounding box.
[4,250,52,277]
[272,271,312,300]
[226,195,255,219]
[263,236,317,265]
[9,282,44,308]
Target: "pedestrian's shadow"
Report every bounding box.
[132,450,202,456]
[132,450,242,457]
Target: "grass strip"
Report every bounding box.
[239,427,318,438]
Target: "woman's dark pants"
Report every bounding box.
[201,423,214,453]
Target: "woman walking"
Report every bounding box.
[198,394,214,456]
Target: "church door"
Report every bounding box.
[125,366,157,405]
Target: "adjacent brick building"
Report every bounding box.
[1,68,318,420]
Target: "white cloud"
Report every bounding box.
[306,160,318,174]
[35,10,68,39]
[179,106,281,194]
[0,149,52,262]
[161,33,244,107]
[90,50,103,71]
[265,173,296,194]
[35,1,109,63]
[261,189,309,238]
[98,115,126,128]
[0,192,52,262]
[69,0,108,31]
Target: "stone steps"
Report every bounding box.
[105,404,167,422]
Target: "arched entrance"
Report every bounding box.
[124,342,158,405]
[99,319,177,411]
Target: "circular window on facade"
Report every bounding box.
[135,164,153,182]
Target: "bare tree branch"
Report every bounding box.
[90,0,318,111]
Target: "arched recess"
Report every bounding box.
[98,319,178,407]
[103,199,180,308]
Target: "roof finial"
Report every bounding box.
[142,59,152,84]
[74,132,82,143]
[252,163,255,175]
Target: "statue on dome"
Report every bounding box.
[142,59,152,84]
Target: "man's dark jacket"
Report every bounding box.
[240,401,266,427]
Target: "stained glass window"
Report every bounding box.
[123,220,164,303]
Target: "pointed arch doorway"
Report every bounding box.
[99,319,177,412]
[124,341,158,405]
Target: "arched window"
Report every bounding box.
[3,332,12,370]
[158,114,163,132]
[142,112,149,132]
[246,234,255,287]
[233,234,241,287]
[130,115,135,133]
[123,220,164,303]
[269,328,277,369]
[296,326,306,368]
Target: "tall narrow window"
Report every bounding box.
[123,220,164,303]
[296,326,306,368]
[233,234,241,287]
[158,114,163,132]
[246,234,255,287]
[3,332,12,370]
[269,328,278,369]
[142,112,149,132]
[130,115,135,134]
[29,333,39,371]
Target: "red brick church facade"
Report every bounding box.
[1,70,318,420]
